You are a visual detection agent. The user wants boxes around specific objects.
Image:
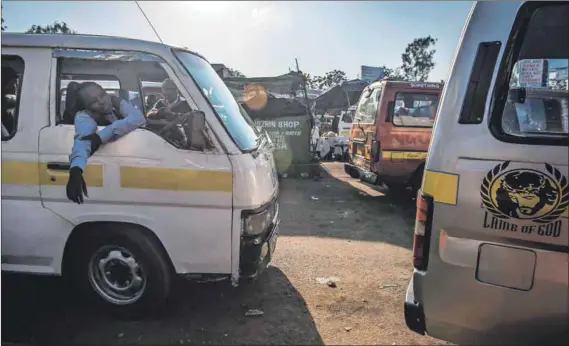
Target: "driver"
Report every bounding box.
[66,81,146,204]
[147,78,190,119]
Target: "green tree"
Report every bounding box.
[302,72,317,89]
[380,65,406,81]
[227,68,245,78]
[26,21,77,34]
[312,69,347,90]
[400,35,438,82]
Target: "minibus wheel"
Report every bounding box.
[68,224,172,315]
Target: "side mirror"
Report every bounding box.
[187,110,207,151]
[508,88,526,104]
[385,101,395,122]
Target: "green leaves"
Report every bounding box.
[401,35,438,82]
[25,21,77,34]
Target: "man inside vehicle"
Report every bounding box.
[147,78,190,119]
[66,81,146,204]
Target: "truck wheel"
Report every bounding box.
[411,171,423,199]
[68,225,172,315]
[348,167,360,179]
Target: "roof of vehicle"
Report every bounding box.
[1,32,207,61]
[367,79,443,90]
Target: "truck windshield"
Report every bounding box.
[174,51,259,151]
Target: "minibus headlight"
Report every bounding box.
[243,203,277,236]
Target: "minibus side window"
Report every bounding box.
[494,3,569,142]
[56,57,205,150]
[58,76,121,125]
[1,55,25,141]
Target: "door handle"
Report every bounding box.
[47,162,71,171]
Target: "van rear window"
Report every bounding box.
[392,92,439,128]
[492,2,569,144]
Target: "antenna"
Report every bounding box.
[134,0,164,44]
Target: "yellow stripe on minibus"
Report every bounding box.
[382,151,428,160]
[1,161,103,186]
[119,166,232,192]
[422,170,459,205]
[1,161,40,185]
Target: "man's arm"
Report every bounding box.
[97,99,146,144]
[69,112,98,171]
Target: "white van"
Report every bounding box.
[1,33,280,311]
[405,2,568,345]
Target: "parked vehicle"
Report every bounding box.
[1,33,280,312]
[344,80,442,194]
[405,1,568,345]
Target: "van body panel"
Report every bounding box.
[408,1,569,344]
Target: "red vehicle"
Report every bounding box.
[344,80,443,194]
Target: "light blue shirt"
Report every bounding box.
[69,99,146,170]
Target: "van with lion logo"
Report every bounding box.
[404,2,568,345]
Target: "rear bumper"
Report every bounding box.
[404,276,426,335]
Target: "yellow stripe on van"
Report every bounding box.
[39,164,103,187]
[382,151,428,160]
[119,166,232,192]
[1,161,40,185]
[1,160,103,186]
[422,170,459,205]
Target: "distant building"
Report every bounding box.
[211,63,232,79]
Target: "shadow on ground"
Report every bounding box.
[2,267,323,345]
[278,162,416,249]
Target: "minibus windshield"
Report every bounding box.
[174,50,259,151]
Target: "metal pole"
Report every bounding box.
[295,58,312,119]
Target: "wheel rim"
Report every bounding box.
[88,245,146,305]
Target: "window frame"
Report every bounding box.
[391,91,439,129]
[57,71,122,125]
[354,87,381,125]
[489,1,569,147]
[1,54,26,142]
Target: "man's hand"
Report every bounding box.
[80,133,102,156]
[66,166,88,204]
[110,95,122,113]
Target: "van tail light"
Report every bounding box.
[413,191,433,271]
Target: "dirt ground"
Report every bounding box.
[1,162,448,345]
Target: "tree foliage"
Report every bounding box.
[309,70,347,90]
[400,35,437,82]
[227,67,246,78]
[380,65,406,81]
[25,21,77,34]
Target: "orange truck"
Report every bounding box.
[344,80,443,194]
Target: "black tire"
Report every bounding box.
[348,167,360,179]
[411,170,424,199]
[67,224,172,316]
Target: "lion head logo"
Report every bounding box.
[481,161,569,224]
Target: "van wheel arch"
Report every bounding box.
[62,221,175,278]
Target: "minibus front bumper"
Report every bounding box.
[404,276,426,335]
[239,203,280,279]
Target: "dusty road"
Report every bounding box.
[2,162,447,345]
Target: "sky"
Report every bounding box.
[1,1,474,81]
